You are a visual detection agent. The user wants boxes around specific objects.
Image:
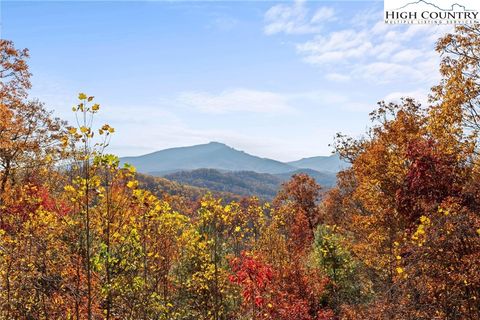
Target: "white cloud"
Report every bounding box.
[292,15,452,84]
[289,90,374,112]
[297,29,373,64]
[353,62,427,84]
[391,48,423,63]
[178,88,293,114]
[262,0,453,85]
[325,73,351,82]
[264,0,334,35]
[384,90,429,105]
[351,7,383,28]
[311,7,335,23]
[178,87,375,116]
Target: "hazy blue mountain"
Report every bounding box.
[273,168,336,188]
[120,142,342,198]
[164,169,281,199]
[287,154,348,173]
[163,168,337,200]
[120,142,296,174]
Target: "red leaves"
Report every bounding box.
[274,174,322,252]
[396,138,463,225]
[229,252,332,320]
[229,252,273,307]
[0,182,71,232]
[36,184,71,216]
[316,309,335,320]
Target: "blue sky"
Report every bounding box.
[1,0,450,161]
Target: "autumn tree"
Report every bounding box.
[4,25,480,320]
[432,25,480,136]
[0,40,64,198]
[328,24,480,316]
[0,40,30,103]
[273,174,322,251]
[312,224,369,315]
[0,182,78,319]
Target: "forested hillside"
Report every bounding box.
[119,142,345,186]
[136,172,242,211]
[1,25,480,320]
[165,168,281,199]
[163,168,336,200]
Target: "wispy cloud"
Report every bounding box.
[291,90,373,112]
[263,2,452,86]
[178,86,377,115]
[325,72,351,82]
[297,29,373,64]
[296,21,451,84]
[264,0,334,35]
[177,88,294,114]
[384,89,429,105]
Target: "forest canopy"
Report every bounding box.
[0,25,480,320]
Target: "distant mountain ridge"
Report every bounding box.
[164,168,337,200]
[287,154,348,173]
[121,142,295,174]
[120,141,347,175]
[120,142,346,198]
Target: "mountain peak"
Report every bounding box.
[120,143,347,176]
[287,153,348,173]
[120,142,295,174]
[206,141,230,148]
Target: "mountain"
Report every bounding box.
[136,173,241,205]
[164,169,280,199]
[163,168,337,200]
[121,142,343,199]
[274,168,337,187]
[287,154,348,173]
[120,142,296,174]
